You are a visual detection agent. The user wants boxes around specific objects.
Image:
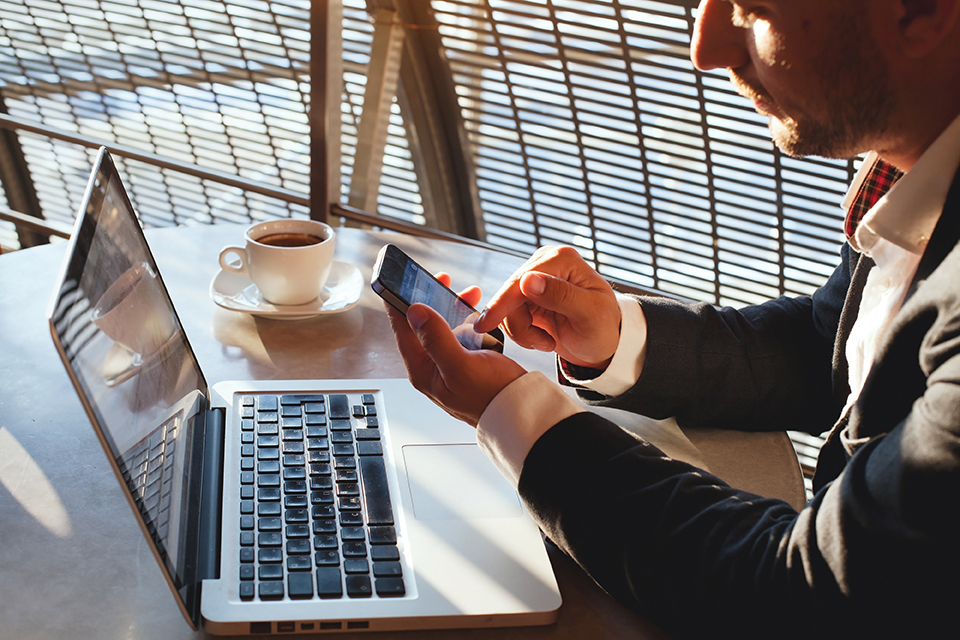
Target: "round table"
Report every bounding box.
[0,224,804,640]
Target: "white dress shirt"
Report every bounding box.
[476,113,960,489]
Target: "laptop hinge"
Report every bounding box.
[197,406,225,582]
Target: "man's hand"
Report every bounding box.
[385,274,527,427]
[473,246,621,369]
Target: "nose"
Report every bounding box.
[691,0,750,71]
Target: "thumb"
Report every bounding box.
[407,304,465,372]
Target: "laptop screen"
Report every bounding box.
[48,148,209,613]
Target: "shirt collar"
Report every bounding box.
[844,113,960,256]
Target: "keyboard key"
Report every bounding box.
[258,502,281,516]
[283,466,305,480]
[304,402,326,414]
[258,517,282,531]
[341,526,365,541]
[285,508,309,523]
[257,396,278,411]
[369,526,397,545]
[352,405,364,417]
[346,575,372,598]
[307,437,329,450]
[257,412,279,424]
[375,577,405,597]
[240,565,254,580]
[286,523,310,538]
[287,539,311,555]
[365,417,379,428]
[258,488,280,501]
[344,559,369,574]
[335,469,358,483]
[311,489,334,504]
[340,511,363,526]
[258,423,279,436]
[330,419,351,431]
[259,548,283,563]
[282,441,305,454]
[241,418,255,431]
[306,426,328,438]
[281,394,323,404]
[316,567,343,598]
[259,532,282,547]
[287,556,312,571]
[282,428,304,441]
[288,572,314,599]
[281,417,303,428]
[373,561,402,577]
[241,486,254,499]
[240,531,254,546]
[365,405,377,417]
[241,458,254,471]
[259,564,283,580]
[314,534,337,549]
[257,435,279,447]
[334,456,356,469]
[281,406,302,417]
[307,450,330,463]
[331,431,353,444]
[312,504,335,519]
[283,454,305,467]
[362,394,375,405]
[355,429,380,441]
[239,582,254,600]
[240,471,254,485]
[358,441,383,456]
[240,547,255,563]
[327,395,349,419]
[343,541,367,557]
[259,581,284,600]
[338,497,361,511]
[241,444,254,457]
[359,455,394,525]
[284,480,307,494]
[311,477,333,491]
[309,463,331,476]
[315,550,340,566]
[371,545,400,561]
[333,443,355,456]
[240,515,254,530]
[241,406,254,419]
[305,414,327,426]
[337,483,360,497]
[258,474,280,487]
[285,495,308,508]
[313,520,336,534]
[257,447,279,460]
[258,460,280,473]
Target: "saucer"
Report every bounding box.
[210,261,363,320]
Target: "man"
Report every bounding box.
[386,0,960,637]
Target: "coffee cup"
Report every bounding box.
[219,219,335,306]
[92,261,177,357]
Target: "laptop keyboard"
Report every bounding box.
[237,393,405,601]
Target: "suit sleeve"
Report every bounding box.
[519,407,959,639]
[579,244,855,435]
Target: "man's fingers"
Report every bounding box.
[407,304,466,378]
[519,271,595,323]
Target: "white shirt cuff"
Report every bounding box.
[476,371,582,488]
[560,294,647,397]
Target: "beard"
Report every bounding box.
[729,15,896,160]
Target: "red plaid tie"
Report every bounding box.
[845,157,904,239]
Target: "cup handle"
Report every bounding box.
[219,246,249,278]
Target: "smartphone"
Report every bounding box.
[372,243,504,352]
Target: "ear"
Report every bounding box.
[895,0,960,57]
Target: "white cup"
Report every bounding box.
[92,261,177,357]
[219,219,335,306]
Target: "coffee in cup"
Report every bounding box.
[219,219,335,306]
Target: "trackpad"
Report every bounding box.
[402,444,523,521]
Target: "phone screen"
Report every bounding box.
[372,244,503,352]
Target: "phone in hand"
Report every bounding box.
[372,243,504,352]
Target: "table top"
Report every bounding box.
[0,224,804,640]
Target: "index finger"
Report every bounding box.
[473,274,528,333]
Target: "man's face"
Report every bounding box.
[692,0,896,159]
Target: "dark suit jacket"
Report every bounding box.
[518,169,960,639]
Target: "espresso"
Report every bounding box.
[257,232,324,248]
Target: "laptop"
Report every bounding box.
[47,148,561,635]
